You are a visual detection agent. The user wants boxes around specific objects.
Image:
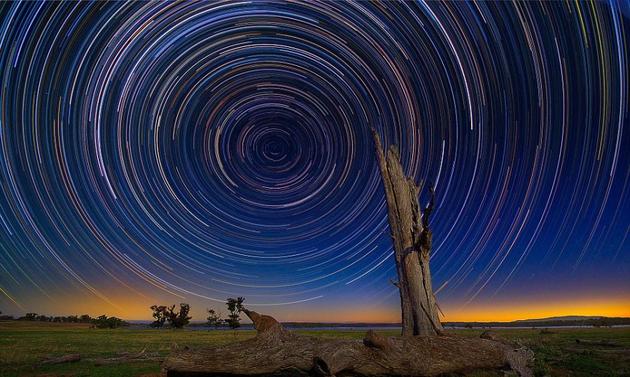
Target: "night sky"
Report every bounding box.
[0,1,628,322]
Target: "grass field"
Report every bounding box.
[1,321,628,377]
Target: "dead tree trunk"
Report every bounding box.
[162,131,535,376]
[372,130,443,337]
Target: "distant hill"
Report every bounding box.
[444,316,630,328]
[513,316,607,323]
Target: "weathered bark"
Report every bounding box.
[241,308,284,334]
[162,310,533,377]
[372,130,442,336]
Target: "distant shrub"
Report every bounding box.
[150,303,192,328]
[150,305,168,328]
[166,303,192,329]
[206,309,224,328]
[92,315,127,329]
[18,313,38,321]
[225,297,245,330]
[79,314,92,323]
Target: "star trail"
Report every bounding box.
[0,1,628,321]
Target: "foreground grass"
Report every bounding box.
[0,321,628,376]
[454,327,630,376]
[0,321,256,377]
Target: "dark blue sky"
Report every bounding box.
[0,1,628,321]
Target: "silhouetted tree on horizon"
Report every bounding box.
[92,314,127,328]
[79,314,92,323]
[166,303,192,329]
[150,303,191,328]
[225,297,244,330]
[206,308,223,328]
[150,305,168,328]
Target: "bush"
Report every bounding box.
[225,297,244,330]
[18,313,38,321]
[150,305,168,328]
[79,314,92,323]
[167,303,191,329]
[206,309,223,328]
[92,315,127,329]
[150,303,191,328]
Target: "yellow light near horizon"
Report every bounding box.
[14,291,630,323]
[443,295,630,322]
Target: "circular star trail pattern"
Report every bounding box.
[0,1,628,313]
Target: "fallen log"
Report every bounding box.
[41,353,81,365]
[162,310,533,377]
[575,339,621,347]
[92,348,162,366]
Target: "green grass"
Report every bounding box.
[0,321,255,377]
[450,327,630,376]
[1,321,628,376]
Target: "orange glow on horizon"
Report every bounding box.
[442,295,630,322]
[10,291,629,323]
